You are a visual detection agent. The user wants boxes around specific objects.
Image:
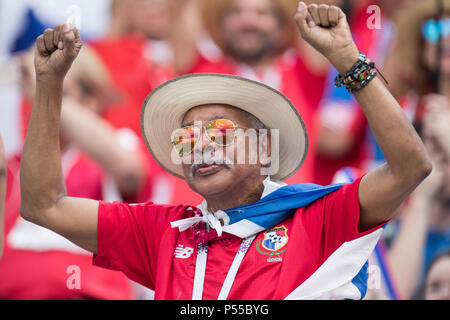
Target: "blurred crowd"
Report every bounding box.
[0,0,449,300]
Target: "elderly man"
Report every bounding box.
[20,2,431,300]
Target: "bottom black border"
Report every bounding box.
[0,300,446,319]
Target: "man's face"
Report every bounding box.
[179,104,269,198]
[220,0,284,63]
[129,0,169,40]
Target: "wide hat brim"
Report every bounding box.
[140,73,308,181]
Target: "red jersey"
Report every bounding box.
[93,176,385,300]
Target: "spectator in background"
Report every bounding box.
[422,250,450,300]
[313,0,411,185]
[388,139,448,299]
[87,0,187,206]
[0,134,5,259]
[87,0,176,137]
[387,98,450,300]
[383,0,450,100]
[168,0,331,188]
[87,0,155,136]
[0,44,155,299]
[127,0,177,88]
[27,0,204,207]
[380,0,450,300]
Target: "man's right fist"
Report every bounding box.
[35,23,82,82]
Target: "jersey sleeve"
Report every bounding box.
[93,201,183,289]
[319,176,388,261]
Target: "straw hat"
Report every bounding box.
[140,73,308,181]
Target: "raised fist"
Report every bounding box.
[294,2,359,73]
[34,23,82,82]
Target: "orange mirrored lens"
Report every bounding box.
[206,119,236,146]
[171,119,237,156]
[172,126,199,156]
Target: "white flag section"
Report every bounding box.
[285,228,383,300]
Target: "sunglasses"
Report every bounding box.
[422,18,450,44]
[171,118,245,157]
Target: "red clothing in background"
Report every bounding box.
[0,154,131,299]
[89,35,154,136]
[0,129,154,299]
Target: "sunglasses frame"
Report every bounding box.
[171,118,258,157]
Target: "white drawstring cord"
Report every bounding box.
[170,208,226,236]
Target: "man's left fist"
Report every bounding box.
[294,1,359,73]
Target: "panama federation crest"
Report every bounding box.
[256,226,288,261]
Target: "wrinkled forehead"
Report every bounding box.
[181,103,253,127]
[224,0,283,23]
[227,0,274,11]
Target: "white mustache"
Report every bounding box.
[189,154,233,177]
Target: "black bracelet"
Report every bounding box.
[346,69,377,94]
[334,53,369,86]
[334,52,381,94]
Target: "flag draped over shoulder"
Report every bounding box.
[171,178,343,238]
[171,177,383,300]
[222,180,344,238]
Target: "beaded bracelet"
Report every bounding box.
[334,52,387,94]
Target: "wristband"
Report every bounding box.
[334,52,384,94]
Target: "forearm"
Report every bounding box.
[353,77,431,177]
[296,39,330,75]
[60,100,144,195]
[389,197,429,299]
[333,51,431,179]
[295,2,430,178]
[331,49,431,227]
[20,80,100,253]
[316,126,355,159]
[20,79,67,221]
[168,0,201,74]
[61,100,124,171]
[294,2,432,229]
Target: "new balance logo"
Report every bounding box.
[174,245,194,259]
